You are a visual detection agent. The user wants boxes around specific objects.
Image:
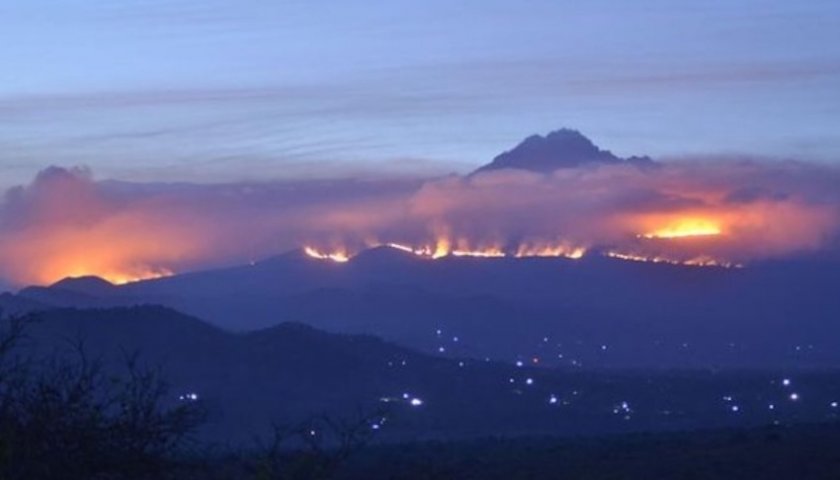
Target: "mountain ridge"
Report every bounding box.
[4,248,840,369]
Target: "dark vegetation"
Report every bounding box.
[2,310,840,478]
[8,305,840,445]
[336,423,840,480]
[0,314,388,479]
[0,315,203,479]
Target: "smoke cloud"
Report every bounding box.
[1,159,839,286]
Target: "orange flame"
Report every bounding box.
[384,239,506,259]
[303,246,350,263]
[605,250,741,268]
[304,239,740,268]
[639,217,723,239]
[432,237,451,259]
[515,244,587,259]
[385,243,419,254]
[101,269,174,285]
[0,221,191,286]
[40,264,173,285]
[451,248,506,258]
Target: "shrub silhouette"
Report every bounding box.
[0,314,205,480]
[245,409,388,480]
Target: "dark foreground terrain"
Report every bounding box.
[134,423,840,479]
[6,306,840,445]
[335,423,840,480]
[2,308,840,478]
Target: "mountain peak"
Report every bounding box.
[473,128,655,175]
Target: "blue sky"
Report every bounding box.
[1,0,839,188]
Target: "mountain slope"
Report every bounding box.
[11,250,840,368]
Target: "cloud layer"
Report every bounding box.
[1,159,839,286]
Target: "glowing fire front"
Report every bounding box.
[29,235,740,287]
[304,240,592,263]
[95,268,174,285]
[303,238,740,269]
[40,264,173,286]
[452,248,506,258]
[303,247,350,263]
[309,241,514,261]
[514,244,586,259]
[385,240,508,259]
[605,251,741,269]
[639,218,723,240]
[25,219,739,286]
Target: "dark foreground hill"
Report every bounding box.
[8,306,840,445]
[337,423,840,480]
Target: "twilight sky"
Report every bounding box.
[2,0,840,189]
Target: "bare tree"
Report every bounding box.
[0,313,389,479]
[247,407,390,480]
[0,313,205,480]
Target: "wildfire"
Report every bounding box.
[514,244,587,259]
[605,251,741,268]
[35,261,173,286]
[640,218,722,239]
[303,238,739,268]
[384,241,506,259]
[303,247,350,263]
[306,240,587,262]
[384,242,450,258]
[385,243,419,254]
[431,238,451,259]
[5,237,183,286]
[451,248,506,258]
[100,268,174,285]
